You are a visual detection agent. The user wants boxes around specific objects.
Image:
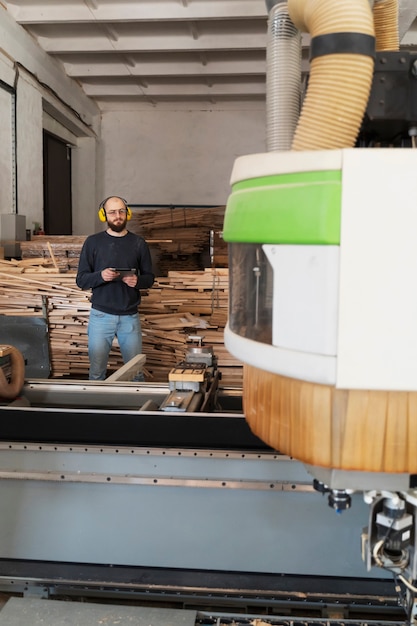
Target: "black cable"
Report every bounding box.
[374,514,415,624]
[14,61,94,132]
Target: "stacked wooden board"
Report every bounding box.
[20,205,227,276]
[0,258,242,387]
[141,268,242,385]
[129,206,226,274]
[20,236,86,271]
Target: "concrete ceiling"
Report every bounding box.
[2,0,417,108]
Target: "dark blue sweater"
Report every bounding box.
[76,231,155,315]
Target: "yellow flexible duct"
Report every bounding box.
[374,0,399,51]
[0,346,25,401]
[288,0,375,150]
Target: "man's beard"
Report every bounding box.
[108,219,127,233]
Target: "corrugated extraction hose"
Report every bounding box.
[374,0,399,51]
[266,1,302,151]
[0,346,25,401]
[288,0,375,150]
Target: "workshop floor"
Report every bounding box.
[0,594,10,611]
[0,596,197,625]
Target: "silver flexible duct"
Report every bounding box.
[265,0,302,151]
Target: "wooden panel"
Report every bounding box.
[244,364,417,473]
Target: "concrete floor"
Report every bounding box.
[0,596,197,625]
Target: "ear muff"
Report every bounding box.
[98,206,107,222]
[98,197,132,221]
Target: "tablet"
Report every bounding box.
[111,268,137,277]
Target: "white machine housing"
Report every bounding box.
[225,147,417,391]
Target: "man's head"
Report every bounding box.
[99,196,130,233]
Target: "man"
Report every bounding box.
[76,195,154,380]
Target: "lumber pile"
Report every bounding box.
[0,256,57,276]
[0,259,242,387]
[140,268,242,386]
[19,207,228,275]
[129,206,226,274]
[20,236,86,271]
[131,205,225,232]
[0,260,92,376]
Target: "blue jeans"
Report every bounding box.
[87,309,143,380]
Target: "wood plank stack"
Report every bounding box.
[129,206,226,274]
[131,205,226,232]
[19,206,228,276]
[140,268,242,386]
[0,259,242,387]
[0,261,92,376]
[20,236,86,271]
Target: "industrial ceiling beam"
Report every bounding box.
[2,1,268,24]
[63,58,268,78]
[37,32,269,55]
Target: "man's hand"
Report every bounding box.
[101,268,119,281]
[122,274,138,288]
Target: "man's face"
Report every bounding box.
[105,197,128,233]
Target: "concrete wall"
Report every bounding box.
[16,76,43,232]
[72,136,99,235]
[0,86,14,215]
[99,103,266,209]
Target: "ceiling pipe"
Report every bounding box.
[265,0,302,151]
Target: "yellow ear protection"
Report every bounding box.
[98,196,132,222]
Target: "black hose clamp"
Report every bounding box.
[310,32,376,61]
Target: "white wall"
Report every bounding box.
[99,103,266,208]
[0,87,14,214]
[16,76,43,231]
[72,136,99,235]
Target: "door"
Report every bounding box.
[43,131,72,235]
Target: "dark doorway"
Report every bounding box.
[43,131,72,235]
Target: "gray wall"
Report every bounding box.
[99,103,266,208]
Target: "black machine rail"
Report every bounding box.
[0,405,270,449]
[0,560,404,622]
[196,616,404,626]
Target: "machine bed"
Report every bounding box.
[0,353,404,623]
